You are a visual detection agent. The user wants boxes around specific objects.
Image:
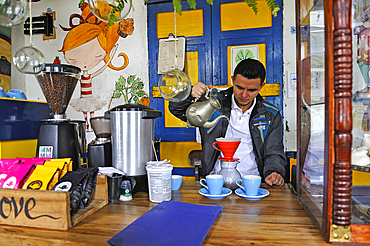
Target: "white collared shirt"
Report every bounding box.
[213,94,260,177]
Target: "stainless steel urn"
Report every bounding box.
[108,104,162,176]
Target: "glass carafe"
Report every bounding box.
[218,160,242,190]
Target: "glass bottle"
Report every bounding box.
[119,180,132,201]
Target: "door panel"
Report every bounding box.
[148,1,212,141]
[148,0,283,141]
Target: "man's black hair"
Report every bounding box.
[233,59,266,85]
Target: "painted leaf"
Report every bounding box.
[127,75,135,84]
[133,96,139,103]
[138,91,144,97]
[130,89,137,96]
[116,83,123,90]
[235,49,255,65]
[113,90,121,98]
[118,76,126,86]
[137,81,144,89]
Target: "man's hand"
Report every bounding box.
[265,172,284,186]
[191,82,213,98]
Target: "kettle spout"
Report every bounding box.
[202,115,228,129]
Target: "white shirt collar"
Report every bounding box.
[231,94,256,114]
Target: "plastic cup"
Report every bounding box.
[200,174,224,195]
[146,162,173,203]
[107,173,123,202]
[236,175,261,196]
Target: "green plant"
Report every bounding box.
[148,0,280,16]
[111,75,149,106]
[105,0,133,27]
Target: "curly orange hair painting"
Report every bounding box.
[59,6,128,71]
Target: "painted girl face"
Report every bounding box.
[64,38,106,71]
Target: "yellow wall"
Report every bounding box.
[160,141,201,168]
[0,139,37,159]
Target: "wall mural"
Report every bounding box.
[59,1,134,129]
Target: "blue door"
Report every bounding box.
[147,0,283,142]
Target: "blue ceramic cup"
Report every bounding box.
[6,89,27,99]
[171,175,183,190]
[0,87,7,98]
[200,174,224,195]
[236,175,261,196]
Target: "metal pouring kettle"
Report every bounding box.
[185,88,228,130]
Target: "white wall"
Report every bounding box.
[282,0,297,152]
[10,0,298,152]
[11,0,149,144]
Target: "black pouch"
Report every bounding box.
[51,171,88,216]
[77,167,99,209]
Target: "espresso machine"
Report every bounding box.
[87,116,112,168]
[35,64,82,170]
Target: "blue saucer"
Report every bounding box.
[235,188,269,200]
[199,187,232,199]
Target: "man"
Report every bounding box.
[169,59,286,186]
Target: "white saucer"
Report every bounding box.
[235,188,269,200]
[199,187,232,199]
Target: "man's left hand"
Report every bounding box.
[265,172,284,186]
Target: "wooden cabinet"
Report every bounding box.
[296,0,370,243]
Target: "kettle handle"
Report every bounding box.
[193,87,211,103]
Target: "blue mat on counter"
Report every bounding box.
[107,201,222,246]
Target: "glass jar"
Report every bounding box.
[218,160,242,190]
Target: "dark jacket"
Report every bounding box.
[169,87,287,179]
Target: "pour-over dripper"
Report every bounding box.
[213,138,241,161]
[35,64,81,119]
[91,117,111,139]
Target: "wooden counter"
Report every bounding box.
[0,182,329,245]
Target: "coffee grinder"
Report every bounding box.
[87,116,112,168]
[35,64,82,170]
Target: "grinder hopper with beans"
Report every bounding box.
[34,64,82,170]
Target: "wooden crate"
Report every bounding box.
[0,174,108,230]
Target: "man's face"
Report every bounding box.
[232,74,264,111]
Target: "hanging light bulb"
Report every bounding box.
[87,0,131,23]
[0,0,29,27]
[12,0,45,74]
